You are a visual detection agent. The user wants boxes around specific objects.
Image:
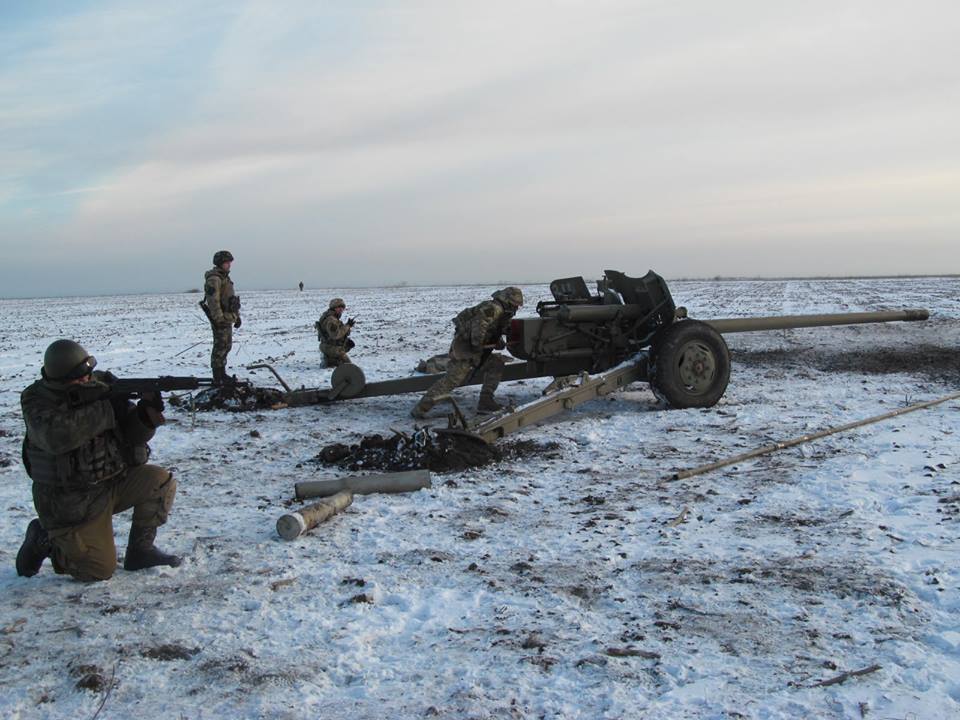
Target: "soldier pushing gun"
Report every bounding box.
[16,340,183,582]
[412,286,523,418]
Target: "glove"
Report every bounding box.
[234,317,242,329]
[67,381,111,407]
[139,391,164,412]
[137,402,166,428]
[346,317,356,327]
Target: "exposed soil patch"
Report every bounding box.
[199,656,249,674]
[633,557,910,607]
[501,439,563,461]
[316,430,562,474]
[757,513,825,527]
[141,643,201,661]
[817,346,960,383]
[70,664,106,692]
[733,346,960,383]
[175,384,286,412]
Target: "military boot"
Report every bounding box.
[477,391,505,414]
[123,525,182,571]
[410,398,435,419]
[16,518,50,577]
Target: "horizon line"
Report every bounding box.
[0,272,957,302]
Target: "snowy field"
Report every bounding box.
[0,276,958,720]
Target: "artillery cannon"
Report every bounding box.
[255,270,927,408]
[250,270,928,434]
[506,270,928,409]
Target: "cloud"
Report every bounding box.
[2,0,959,296]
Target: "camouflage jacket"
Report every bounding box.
[316,310,351,347]
[449,299,514,362]
[204,267,239,326]
[21,372,156,530]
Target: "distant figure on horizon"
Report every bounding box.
[299,281,304,292]
[200,250,241,385]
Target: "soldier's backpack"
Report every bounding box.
[316,310,333,341]
[452,303,482,336]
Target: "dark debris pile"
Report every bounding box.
[318,429,498,474]
[317,430,564,474]
[170,384,286,412]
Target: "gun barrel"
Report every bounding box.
[109,376,210,395]
[704,309,929,334]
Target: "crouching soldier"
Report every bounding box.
[315,298,355,367]
[16,340,180,582]
[411,286,523,418]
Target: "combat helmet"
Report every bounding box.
[42,339,96,381]
[213,250,234,267]
[329,298,346,310]
[492,286,524,310]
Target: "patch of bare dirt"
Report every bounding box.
[70,663,106,692]
[733,345,960,383]
[141,643,200,661]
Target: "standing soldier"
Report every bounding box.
[411,286,523,418]
[201,250,241,385]
[16,339,180,581]
[315,298,355,367]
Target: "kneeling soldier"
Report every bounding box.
[315,298,355,367]
[16,339,180,582]
[412,286,523,418]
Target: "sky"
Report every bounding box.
[1,0,958,297]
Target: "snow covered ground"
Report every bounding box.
[0,276,958,719]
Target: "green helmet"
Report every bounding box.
[492,286,524,310]
[42,339,96,381]
[329,297,346,310]
[213,250,234,267]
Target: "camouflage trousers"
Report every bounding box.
[420,352,506,406]
[210,321,233,370]
[321,343,352,367]
[46,464,177,582]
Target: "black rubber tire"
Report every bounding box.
[650,320,730,408]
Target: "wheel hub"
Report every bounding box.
[677,342,717,393]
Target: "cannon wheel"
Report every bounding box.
[650,320,730,408]
[330,363,366,399]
